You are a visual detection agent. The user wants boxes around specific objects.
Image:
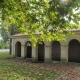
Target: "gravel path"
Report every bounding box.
[1,58,80,80]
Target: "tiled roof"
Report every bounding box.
[69,29,80,31]
[11,28,80,37]
[12,33,28,37]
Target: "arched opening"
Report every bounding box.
[15,41,21,57]
[26,41,32,58]
[68,39,80,63]
[52,41,61,61]
[38,42,45,62]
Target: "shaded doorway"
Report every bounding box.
[38,42,45,62]
[15,41,21,57]
[68,39,80,63]
[52,41,61,61]
[26,41,32,58]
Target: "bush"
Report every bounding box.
[0,42,5,49]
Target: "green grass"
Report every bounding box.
[0,52,11,58]
[0,52,59,80]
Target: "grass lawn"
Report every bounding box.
[0,52,11,58]
[0,52,59,80]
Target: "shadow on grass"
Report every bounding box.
[0,53,60,80]
[0,60,59,80]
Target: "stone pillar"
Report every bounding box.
[21,45,26,58]
[45,42,51,62]
[61,45,68,63]
[11,39,15,57]
[32,46,37,62]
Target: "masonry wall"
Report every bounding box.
[11,32,80,63]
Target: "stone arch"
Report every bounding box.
[15,41,21,57]
[52,41,61,61]
[37,42,45,62]
[68,39,80,63]
[25,41,32,58]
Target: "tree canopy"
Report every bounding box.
[0,0,80,45]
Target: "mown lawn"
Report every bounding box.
[0,52,59,80]
[0,52,11,58]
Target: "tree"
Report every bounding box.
[0,0,80,45]
[0,23,21,43]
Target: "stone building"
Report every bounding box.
[11,29,80,63]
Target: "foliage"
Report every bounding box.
[0,42,5,49]
[0,0,80,45]
[0,28,9,43]
[0,40,9,49]
[0,23,21,43]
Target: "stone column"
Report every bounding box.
[21,45,26,58]
[61,44,68,63]
[45,42,51,62]
[32,46,37,62]
[11,39,15,57]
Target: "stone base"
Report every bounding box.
[60,59,68,64]
[26,58,32,62]
[52,61,60,64]
[32,58,38,63]
[44,59,51,63]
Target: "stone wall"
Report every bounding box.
[11,31,80,63]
